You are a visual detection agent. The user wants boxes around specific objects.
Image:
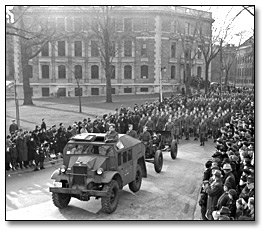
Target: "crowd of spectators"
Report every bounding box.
[6,87,255,220]
[198,90,254,220]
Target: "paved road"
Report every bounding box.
[6,139,214,220]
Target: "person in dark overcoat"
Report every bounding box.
[204,169,224,220]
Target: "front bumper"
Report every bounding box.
[49,187,109,197]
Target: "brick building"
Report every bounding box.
[235,36,254,87]
[10,6,213,98]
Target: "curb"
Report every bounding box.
[6,158,63,176]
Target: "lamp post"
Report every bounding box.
[160,66,166,103]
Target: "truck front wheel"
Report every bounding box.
[101,180,120,214]
[52,192,71,209]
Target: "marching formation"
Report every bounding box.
[6,88,254,220]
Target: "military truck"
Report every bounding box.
[49,133,147,214]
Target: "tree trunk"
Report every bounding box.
[21,53,33,105]
[105,65,112,103]
[204,62,209,94]
[77,81,82,113]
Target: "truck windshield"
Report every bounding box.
[65,144,114,157]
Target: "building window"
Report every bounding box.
[141,65,148,79]
[171,42,176,58]
[41,65,49,78]
[111,88,116,94]
[185,22,190,35]
[198,46,202,59]
[74,41,82,57]
[185,49,191,58]
[124,65,132,79]
[74,17,82,32]
[41,43,49,56]
[56,18,65,31]
[27,65,33,78]
[91,65,99,79]
[91,40,99,57]
[124,88,132,93]
[66,17,73,31]
[141,43,147,57]
[197,66,202,78]
[110,65,115,79]
[140,87,148,92]
[58,88,66,97]
[83,17,91,31]
[171,20,177,33]
[58,41,65,56]
[142,18,148,31]
[124,18,132,32]
[58,65,66,79]
[75,65,82,79]
[91,88,99,95]
[75,87,82,96]
[109,41,115,57]
[171,65,176,79]
[42,87,50,97]
[124,40,132,57]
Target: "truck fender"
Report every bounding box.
[51,169,69,182]
[102,171,120,184]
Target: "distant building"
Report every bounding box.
[10,6,213,98]
[211,44,237,85]
[235,36,254,87]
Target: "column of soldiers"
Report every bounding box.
[6,88,254,174]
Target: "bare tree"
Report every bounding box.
[89,6,121,103]
[8,6,68,105]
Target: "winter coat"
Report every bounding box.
[205,178,224,212]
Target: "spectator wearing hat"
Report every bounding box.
[9,119,18,135]
[215,182,232,212]
[222,163,236,190]
[204,169,224,220]
[227,189,238,219]
[239,176,254,199]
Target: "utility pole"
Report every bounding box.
[220,39,223,96]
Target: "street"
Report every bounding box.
[6,140,214,220]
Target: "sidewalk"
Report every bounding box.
[6,157,62,176]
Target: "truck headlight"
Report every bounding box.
[96,168,104,175]
[59,165,67,174]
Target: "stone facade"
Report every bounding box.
[10,6,213,98]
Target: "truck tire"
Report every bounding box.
[52,192,71,209]
[170,139,178,159]
[101,180,120,214]
[129,164,142,193]
[154,150,163,173]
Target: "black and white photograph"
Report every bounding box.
[5,4,258,226]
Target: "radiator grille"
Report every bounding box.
[73,166,87,185]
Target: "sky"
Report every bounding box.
[187,6,254,45]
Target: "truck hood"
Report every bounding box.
[68,155,107,170]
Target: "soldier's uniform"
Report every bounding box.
[192,116,200,140]
[173,116,181,142]
[199,120,207,146]
[184,113,191,140]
